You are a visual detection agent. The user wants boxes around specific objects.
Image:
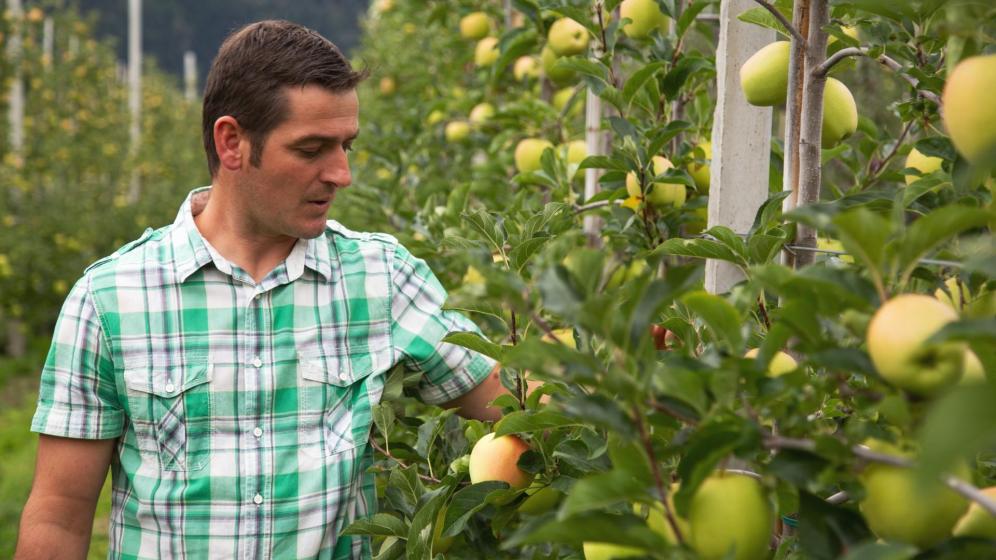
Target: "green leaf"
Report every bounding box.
[737,6,790,37]
[373,403,395,442]
[406,489,449,560]
[675,418,759,516]
[840,542,917,560]
[677,0,711,35]
[832,206,892,277]
[680,291,745,352]
[341,513,409,538]
[652,237,745,265]
[502,511,668,549]
[441,331,504,362]
[509,234,552,274]
[917,383,996,484]
[578,155,630,171]
[559,394,635,437]
[797,490,873,560]
[558,469,650,518]
[622,61,665,107]
[927,318,996,345]
[705,226,749,259]
[495,410,585,437]
[462,208,505,252]
[894,206,992,282]
[750,191,792,235]
[660,55,713,99]
[441,482,509,538]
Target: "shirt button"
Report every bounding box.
[164,382,175,393]
[252,356,262,368]
[253,493,263,505]
[338,372,348,382]
[253,427,263,438]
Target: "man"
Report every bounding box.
[16,20,509,559]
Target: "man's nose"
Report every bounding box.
[321,147,351,188]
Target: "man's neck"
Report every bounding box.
[192,187,297,284]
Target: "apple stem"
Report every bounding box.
[634,407,686,545]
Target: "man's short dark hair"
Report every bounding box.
[202,20,368,176]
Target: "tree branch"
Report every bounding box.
[751,0,804,43]
[814,47,942,105]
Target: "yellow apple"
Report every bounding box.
[821,78,858,148]
[459,12,492,40]
[934,277,970,311]
[740,41,790,106]
[688,472,774,560]
[816,237,854,263]
[513,56,540,81]
[606,259,648,290]
[619,0,669,39]
[469,102,495,125]
[564,140,587,165]
[552,87,576,111]
[745,348,798,376]
[952,486,996,538]
[867,294,965,395]
[444,121,471,142]
[462,265,485,286]
[542,45,577,85]
[548,18,589,56]
[859,439,970,548]
[515,138,554,173]
[626,156,686,208]
[475,37,500,67]
[378,76,396,95]
[543,328,576,349]
[686,141,712,192]
[582,542,644,559]
[621,196,642,212]
[904,147,943,185]
[942,54,996,165]
[468,433,534,490]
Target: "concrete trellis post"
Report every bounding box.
[127,0,142,203]
[184,51,198,101]
[705,0,774,294]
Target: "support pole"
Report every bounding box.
[183,51,198,101]
[127,0,143,203]
[705,0,774,294]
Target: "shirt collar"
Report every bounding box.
[171,186,334,284]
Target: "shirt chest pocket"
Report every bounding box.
[297,346,389,460]
[123,361,214,472]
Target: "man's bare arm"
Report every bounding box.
[15,435,116,560]
[444,364,546,422]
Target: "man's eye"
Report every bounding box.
[298,148,321,158]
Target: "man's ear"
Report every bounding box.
[214,116,246,171]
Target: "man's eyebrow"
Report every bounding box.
[288,132,360,145]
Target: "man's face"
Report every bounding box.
[237,85,359,240]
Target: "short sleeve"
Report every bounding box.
[389,244,497,405]
[31,274,125,439]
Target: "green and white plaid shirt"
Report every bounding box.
[31,187,496,559]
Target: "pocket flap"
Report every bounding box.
[299,345,390,387]
[124,361,213,397]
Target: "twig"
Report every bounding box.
[369,438,441,484]
[751,0,804,43]
[864,119,914,186]
[634,408,686,545]
[574,198,621,214]
[814,47,941,105]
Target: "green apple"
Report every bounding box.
[475,37,500,67]
[688,471,774,560]
[626,156,686,208]
[960,350,986,385]
[904,147,943,185]
[552,87,576,112]
[444,121,471,142]
[686,141,711,192]
[426,110,445,125]
[517,481,563,514]
[821,77,858,148]
[459,12,492,40]
[541,45,577,85]
[469,433,534,490]
[582,542,644,559]
[432,507,455,553]
[606,259,648,290]
[514,138,554,173]
[548,18,589,56]
[469,102,495,125]
[543,327,576,349]
[564,140,587,165]
[740,41,790,106]
[952,486,996,538]
[745,348,798,376]
[867,294,965,395]
[859,439,970,548]
[619,0,669,39]
[513,55,540,81]
[942,54,996,165]
[639,485,690,543]
[816,237,854,263]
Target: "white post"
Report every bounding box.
[582,2,609,247]
[127,0,142,203]
[183,50,198,101]
[705,0,774,294]
[7,0,24,153]
[43,16,54,66]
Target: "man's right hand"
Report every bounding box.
[14,435,116,559]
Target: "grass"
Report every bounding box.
[0,344,112,559]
